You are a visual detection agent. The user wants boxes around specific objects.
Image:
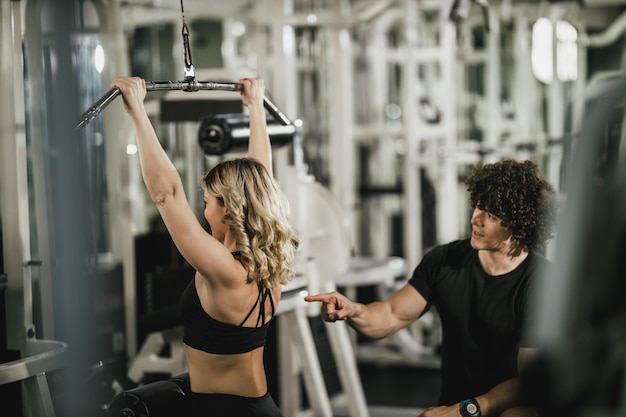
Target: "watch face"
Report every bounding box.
[461,399,480,417]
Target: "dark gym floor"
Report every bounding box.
[329,361,441,417]
[358,362,441,408]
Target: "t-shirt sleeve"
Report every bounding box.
[407,245,447,310]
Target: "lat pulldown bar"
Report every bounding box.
[75,80,291,131]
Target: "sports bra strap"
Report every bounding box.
[238,284,275,327]
[231,251,275,328]
[239,284,263,326]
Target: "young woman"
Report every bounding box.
[113,76,299,417]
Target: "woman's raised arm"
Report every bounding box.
[240,78,272,177]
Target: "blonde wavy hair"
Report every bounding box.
[202,158,300,288]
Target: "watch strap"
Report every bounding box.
[460,398,481,417]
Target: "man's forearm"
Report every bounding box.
[476,377,527,416]
[347,301,404,339]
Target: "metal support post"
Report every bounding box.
[402,0,423,270]
[1,0,32,360]
[327,0,357,253]
[438,8,461,244]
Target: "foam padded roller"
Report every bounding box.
[107,379,190,417]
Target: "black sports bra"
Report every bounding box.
[179,256,276,355]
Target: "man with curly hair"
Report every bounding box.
[306,158,558,417]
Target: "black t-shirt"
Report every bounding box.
[408,239,551,405]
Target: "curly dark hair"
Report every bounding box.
[465,158,559,256]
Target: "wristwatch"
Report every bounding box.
[460,398,481,417]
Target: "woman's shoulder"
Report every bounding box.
[196,257,249,293]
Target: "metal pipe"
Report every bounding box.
[147,79,242,92]
[582,8,626,48]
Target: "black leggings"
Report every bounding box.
[190,391,283,417]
